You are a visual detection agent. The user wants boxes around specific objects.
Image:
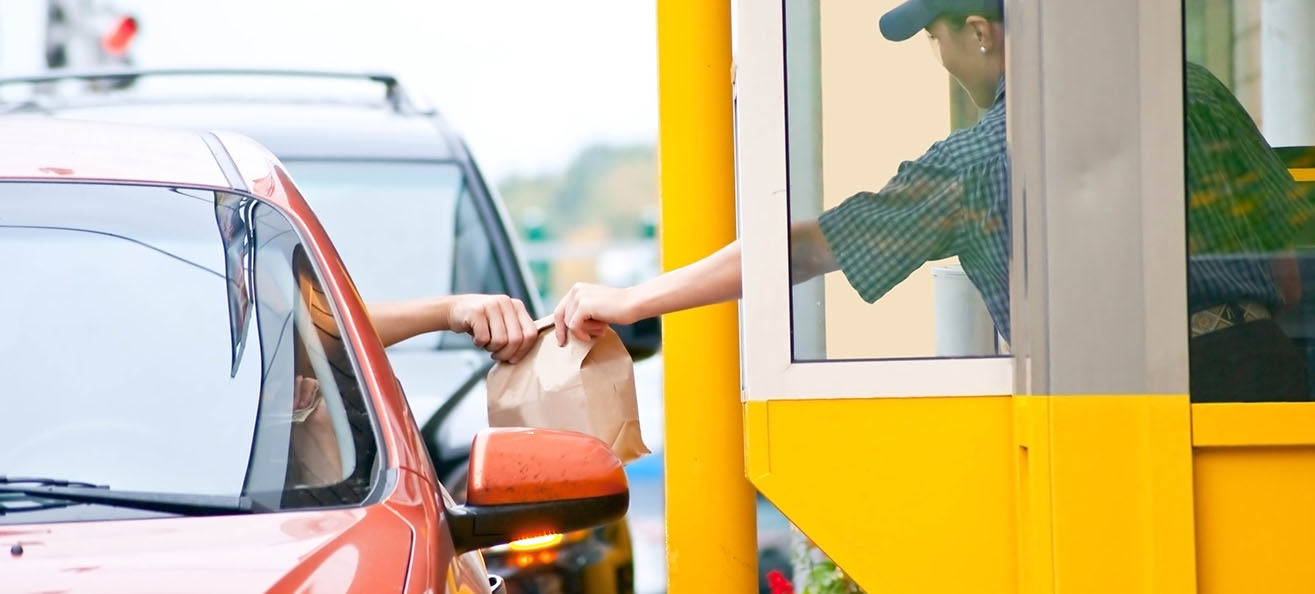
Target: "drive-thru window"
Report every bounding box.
[684,0,1315,591]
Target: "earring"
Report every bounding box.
[980,46,987,54]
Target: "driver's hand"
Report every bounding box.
[293,376,322,423]
[448,294,537,364]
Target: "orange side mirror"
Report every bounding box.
[467,428,627,505]
[447,428,629,553]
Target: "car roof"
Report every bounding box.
[0,117,323,216]
[42,101,459,162]
[0,117,229,187]
[0,69,460,162]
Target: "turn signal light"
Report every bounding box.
[507,533,564,551]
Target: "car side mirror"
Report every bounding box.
[613,316,661,362]
[447,428,629,554]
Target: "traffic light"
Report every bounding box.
[44,0,138,72]
[44,0,71,69]
[99,14,137,59]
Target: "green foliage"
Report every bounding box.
[803,561,863,594]
[498,143,657,241]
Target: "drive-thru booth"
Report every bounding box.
[656,0,1315,592]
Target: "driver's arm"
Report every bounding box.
[368,294,537,364]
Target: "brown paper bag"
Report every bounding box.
[486,317,650,463]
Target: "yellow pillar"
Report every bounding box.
[657,1,758,592]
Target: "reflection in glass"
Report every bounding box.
[1183,0,1315,403]
[215,191,254,377]
[0,183,377,523]
[246,203,377,507]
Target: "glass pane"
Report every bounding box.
[286,161,463,351]
[246,204,379,507]
[0,183,377,520]
[286,161,462,303]
[785,0,1008,361]
[441,186,513,351]
[1,184,261,497]
[452,186,509,297]
[1184,0,1315,402]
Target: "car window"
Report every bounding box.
[284,161,460,301]
[442,184,512,350]
[0,182,378,516]
[451,184,509,297]
[283,160,510,351]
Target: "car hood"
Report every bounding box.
[0,506,413,593]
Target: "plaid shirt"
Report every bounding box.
[817,66,1311,343]
[819,78,1012,339]
[1184,62,1312,312]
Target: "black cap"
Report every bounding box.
[879,0,1004,42]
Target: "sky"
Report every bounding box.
[3,0,660,182]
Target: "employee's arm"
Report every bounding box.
[554,219,837,343]
[789,219,839,281]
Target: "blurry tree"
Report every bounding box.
[499,142,657,303]
[499,143,656,241]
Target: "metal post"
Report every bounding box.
[657,1,758,592]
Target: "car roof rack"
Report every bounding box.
[0,67,435,115]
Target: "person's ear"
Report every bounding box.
[964,15,995,53]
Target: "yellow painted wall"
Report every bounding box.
[818,0,954,359]
[746,397,1017,592]
[1193,447,1315,593]
[1191,403,1315,593]
[753,5,1315,594]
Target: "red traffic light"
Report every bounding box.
[100,16,138,57]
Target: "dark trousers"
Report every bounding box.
[1189,319,1309,403]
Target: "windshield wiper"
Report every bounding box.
[0,477,257,516]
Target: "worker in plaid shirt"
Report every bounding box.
[1181,61,1312,401]
[552,0,1313,402]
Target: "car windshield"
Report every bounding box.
[0,182,379,518]
[284,160,507,350]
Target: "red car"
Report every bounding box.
[0,118,628,593]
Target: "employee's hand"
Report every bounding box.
[553,283,635,346]
[448,294,537,364]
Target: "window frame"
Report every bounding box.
[240,194,389,509]
[1005,0,1189,396]
[734,0,1014,401]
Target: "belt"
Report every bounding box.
[1190,300,1272,338]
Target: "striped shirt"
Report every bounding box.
[816,66,1312,343]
